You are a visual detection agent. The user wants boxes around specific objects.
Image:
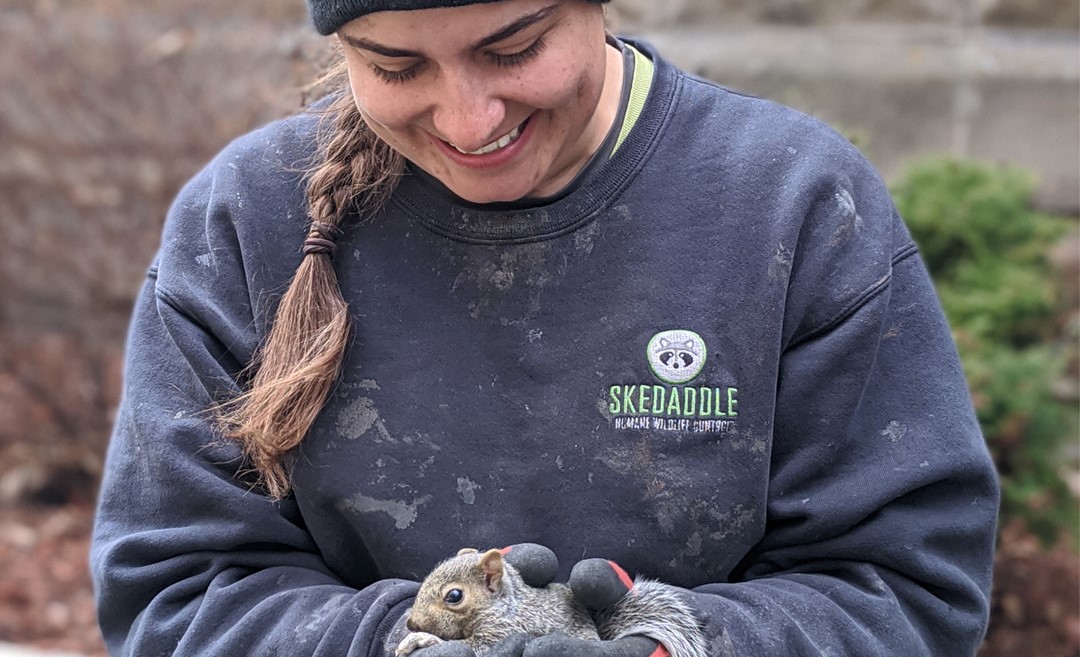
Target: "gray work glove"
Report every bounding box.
[520,559,670,657]
[407,633,663,657]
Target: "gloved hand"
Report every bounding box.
[500,543,559,588]
[568,558,639,611]
[524,634,667,657]
[405,550,671,657]
[527,558,671,657]
[408,632,665,657]
[407,633,529,657]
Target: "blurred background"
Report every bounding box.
[0,0,1077,655]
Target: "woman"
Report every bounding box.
[90,0,1000,655]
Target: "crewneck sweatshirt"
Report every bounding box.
[92,40,998,657]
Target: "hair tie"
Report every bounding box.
[303,222,339,257]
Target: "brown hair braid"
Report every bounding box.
[218,60,404,499]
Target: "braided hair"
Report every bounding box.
[218,61,404,498]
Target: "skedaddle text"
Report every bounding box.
[608,385,738,418]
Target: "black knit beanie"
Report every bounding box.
[306,0,610,36]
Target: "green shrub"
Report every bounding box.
[939,260,1060,346]
[892,157,1077,547]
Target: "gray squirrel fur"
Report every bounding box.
[396,548,707,657]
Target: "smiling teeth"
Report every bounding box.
[453,125,521,156]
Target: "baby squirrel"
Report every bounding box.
[396,548,707,657]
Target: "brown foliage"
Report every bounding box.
[0,506,104,656]
[0,331,120,506]
[980,521,1080,657]
[0,1,325,502]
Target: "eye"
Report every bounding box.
[369,62,423,84]
[487,36,547,68]
[443,588,464,605]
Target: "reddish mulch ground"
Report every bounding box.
[980,521,1080,657]
[0,504,105,657]
[0,504,1075,657]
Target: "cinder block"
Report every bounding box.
[633,25,1079,212]
[610,0,1078,29]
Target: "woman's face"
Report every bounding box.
[337,0,621,203]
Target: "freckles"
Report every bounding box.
[547,65,591,110]
[573,65,600,106]
[575,74,590,102]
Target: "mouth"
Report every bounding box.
[449,121,525,156]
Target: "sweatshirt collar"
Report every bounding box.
[390,39,676,245]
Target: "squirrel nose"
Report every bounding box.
[406,617,420,632]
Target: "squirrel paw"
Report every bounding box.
[396,631,445,656]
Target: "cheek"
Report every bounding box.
[509,78,580,121]
[351,90,433,159]
[344,64,419,133]
[509,54,597,111]
[559,56,603,111]
[350,90,408,134]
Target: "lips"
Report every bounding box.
[450,123,523,155]
[434,116,535,170]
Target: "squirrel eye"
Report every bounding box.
[443,589,464,605]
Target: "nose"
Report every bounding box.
[406,616,419,632]
[430,69,506,152]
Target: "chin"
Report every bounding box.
[456,190,526,204]
[447,179,537,205]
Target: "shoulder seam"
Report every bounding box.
[787,241,918,349]
[679,71,761,102]
[892,241,919,265]
[787,273,891,349]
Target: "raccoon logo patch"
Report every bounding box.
[647,330,707,384]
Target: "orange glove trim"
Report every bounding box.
[606,560,635,591]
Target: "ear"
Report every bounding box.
[659,338,670,348]
[479,549,504,593]
[457,548,478,556]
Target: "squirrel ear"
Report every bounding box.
[479,549,504,593]
[456,548,478,556]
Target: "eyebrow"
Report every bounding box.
[341,4,558,58]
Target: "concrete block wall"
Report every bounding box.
[610,0,1078,30]
[609,0,1080,212]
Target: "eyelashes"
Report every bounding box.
[368,36,548,85]
[487,35,547,68]
[369,63,422,84]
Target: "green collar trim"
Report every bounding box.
[612,44,655,156]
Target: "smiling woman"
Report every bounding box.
[338,0,621,202]
[90,0,1000,656]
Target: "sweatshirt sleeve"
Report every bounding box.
[687,211,999,652]
[90,131,418,657]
